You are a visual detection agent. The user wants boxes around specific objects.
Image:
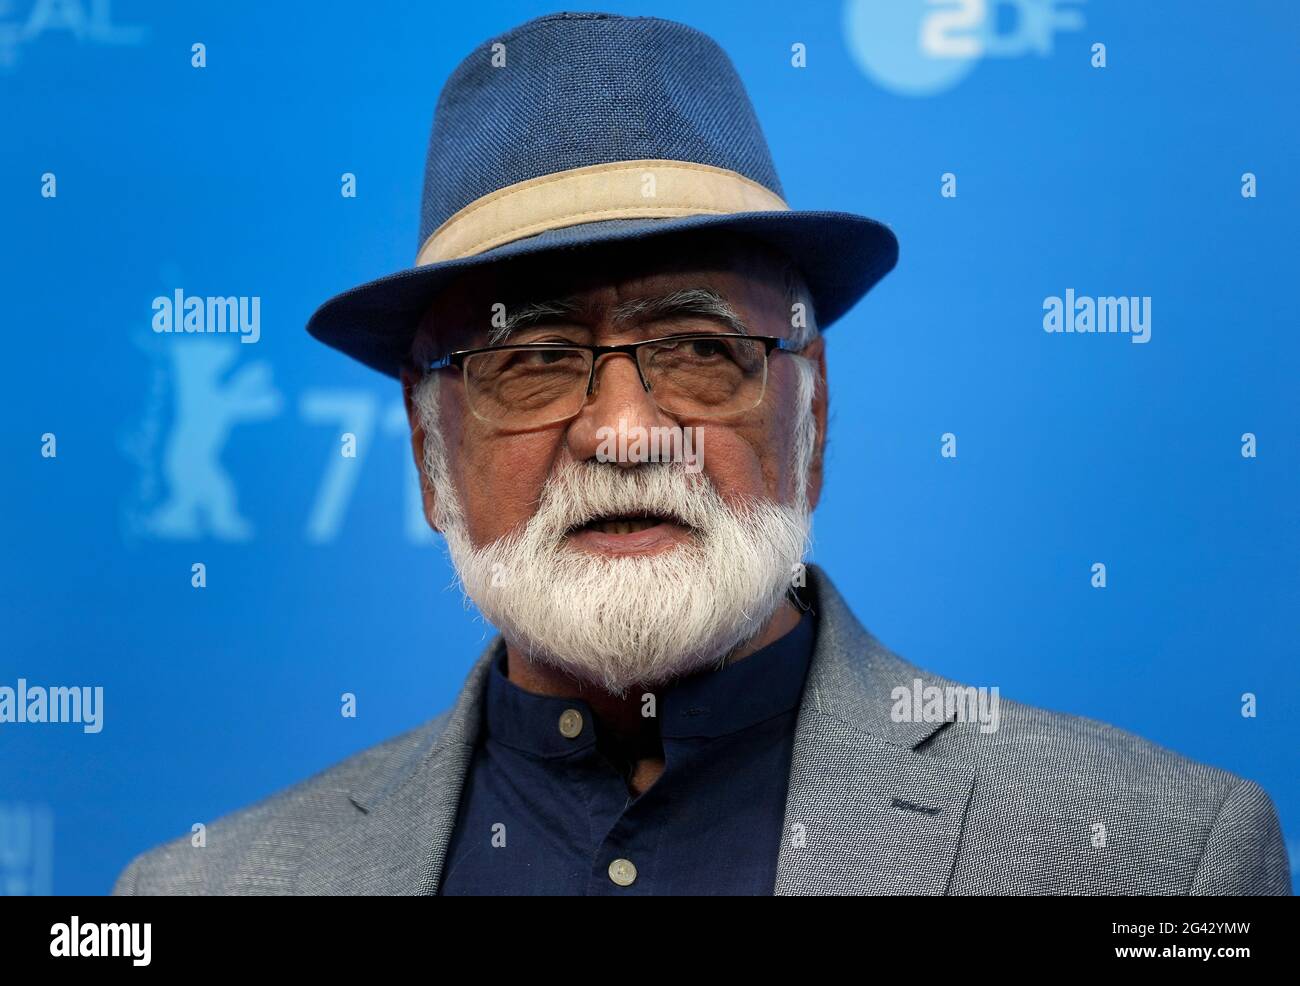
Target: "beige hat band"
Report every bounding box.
[414,158,790,266]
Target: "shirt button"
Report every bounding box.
[608,858,637,887]
[558,708,584,738]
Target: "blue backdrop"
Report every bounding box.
[2,0,1296,895]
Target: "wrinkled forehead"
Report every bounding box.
[415,231,793,351]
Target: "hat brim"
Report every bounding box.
[305,210,898,378]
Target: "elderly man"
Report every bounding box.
[113,12,1288,895]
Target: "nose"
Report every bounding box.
[565,352,677,467]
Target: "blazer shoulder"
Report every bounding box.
[960,688,1246,796]
[901,663,1291,894]
[112,709,453,896]
[889,651,1256,806]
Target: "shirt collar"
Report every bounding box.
[482,608,816,756]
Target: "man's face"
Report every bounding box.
[402,232,828,692]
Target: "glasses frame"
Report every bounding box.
[425,332,803,426]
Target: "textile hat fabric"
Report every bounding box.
[306,11,899,378]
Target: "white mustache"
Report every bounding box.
[530,460,730,544]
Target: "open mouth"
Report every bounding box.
[569,512,684,537]
[562,511,696,555]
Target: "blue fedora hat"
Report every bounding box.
[306,11,898,378]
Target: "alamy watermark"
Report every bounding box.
[152,289,261,344]
[50,917,150,966]
[1043,289,1151,344]
[0,679,103,734]
[595,419,704,473]
[891,677,1001,734]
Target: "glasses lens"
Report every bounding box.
[462,347,591,426]
[640,335,768,417]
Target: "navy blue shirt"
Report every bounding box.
[439,608,815,895]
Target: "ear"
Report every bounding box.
[802,335,828,512]
[400,367,441,533]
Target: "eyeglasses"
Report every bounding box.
[426,332,801,428]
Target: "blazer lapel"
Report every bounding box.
[775,569,977,895]
[293,638,499,895]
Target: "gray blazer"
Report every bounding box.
[113,566,1291,895]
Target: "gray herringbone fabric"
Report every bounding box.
[112,566,1291,895]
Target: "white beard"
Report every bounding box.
[414,366,816,696]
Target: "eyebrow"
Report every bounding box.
[489,297,584,345]
[489,288,749,344]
